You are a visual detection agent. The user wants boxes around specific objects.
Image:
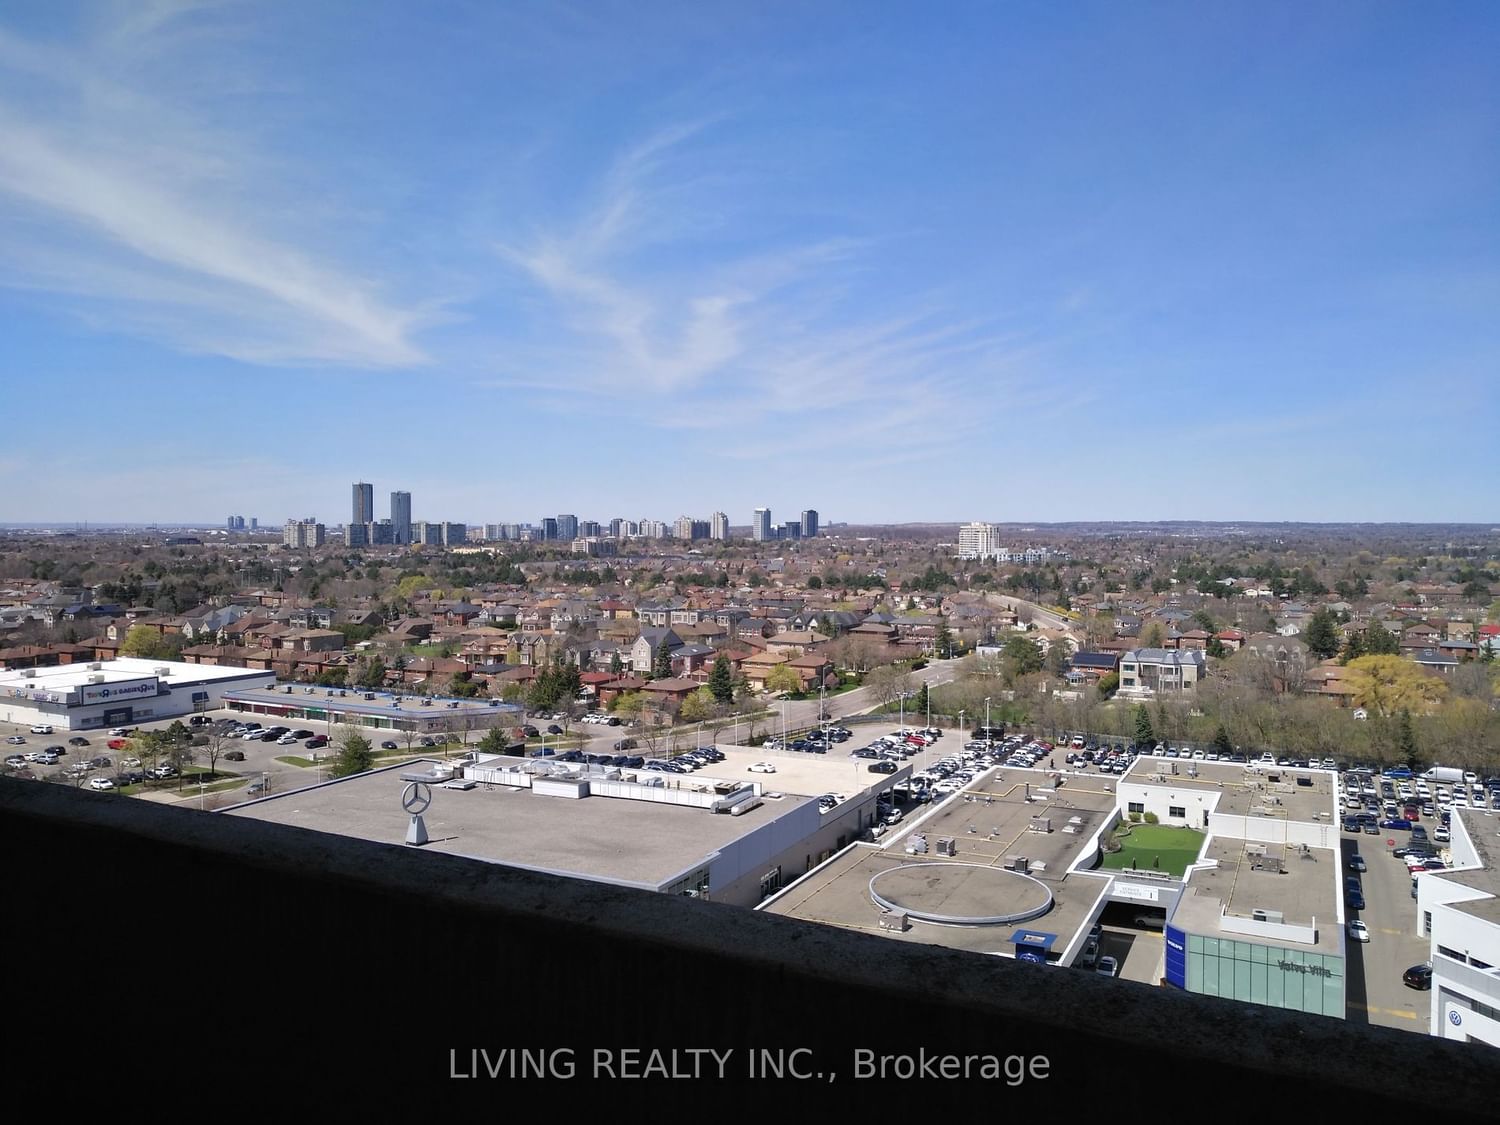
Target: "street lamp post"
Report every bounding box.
[985,696,992,735]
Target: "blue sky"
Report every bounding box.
[1,1,1496,526]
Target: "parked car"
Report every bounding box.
[88,776,116,791]
[68,737,90,747]
[224,750,246,761]
[1096,956,1119,977]
[30,724,53,735]
[305,735,329,749]
[1347,890,1366,911]
[612,739,638,752]
[1347,855,1366,872]
[748,762,777,774]
[546,724,564,735]
[381,740,399,750]
[868,760,898,774]
[4,735,24,745]
[1347,920,1370,943]
[1402,963,1432,990]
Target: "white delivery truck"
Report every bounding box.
[1421,766,1466,785]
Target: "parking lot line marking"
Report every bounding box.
[1381,1009,1419,1020]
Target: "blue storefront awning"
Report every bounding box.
[1009,929,1058,951]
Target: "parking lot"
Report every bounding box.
[1341,830,1432,1032]
[0,707,346,802]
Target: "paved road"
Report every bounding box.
[1342,831,1431,1033]
[981,593,1079,638]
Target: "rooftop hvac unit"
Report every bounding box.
[88,674,106,684]
[22,669,36,678]
[936,837,956,857]
[1006,855,1030,873]
[89,662,102,671]
[878,910,910,932]
[1251,908,1285,924]
[154,666,171,676]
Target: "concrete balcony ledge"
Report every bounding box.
[2,778,1494,1111]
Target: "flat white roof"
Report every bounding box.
[0,657,270,691]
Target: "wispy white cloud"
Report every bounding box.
[0,7,432,368]
[492,122,1048,457]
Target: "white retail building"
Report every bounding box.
[0,658,276,732]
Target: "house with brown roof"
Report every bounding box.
[639,677,701,716]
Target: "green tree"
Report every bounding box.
[913,682,929,717]
[765,664,801,695]
[1134,705,1155,747]
[612,691,646,718]
[609,651,625,676]
[1213,725,1233,756]
[1001,635,1043,678]
[652,640,674,680]
[933,619,955,659]
[1304,608,1340,660]
[330,729,374,777]
[1096,671,1119,699]
[1206,636,1227,659]
[708,655,735,704]
[1361,622,1400,656]
[807,575,822,590]
[119,625,173,660]
[1397,708,1419,770]
[1344,655,1449,716]
[356,656,387,689]
[678,687,716,724]
[478,727,511,754]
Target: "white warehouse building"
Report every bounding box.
[0,658,276,732]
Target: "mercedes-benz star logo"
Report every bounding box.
[402,781,432,815]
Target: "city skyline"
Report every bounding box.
[0,3,1496,524]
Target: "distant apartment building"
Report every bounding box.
[641,519,668,539]
[441,522,467,547]
[752,508,773,542]
[390,491,412,545]
[555,514,579,542]
[579,520,601,538]
[369,520,395,546]
[283,520,325,549]
[800,509,819,538]
[413,521,443,547]
[674,516,710,541]
[346,522,369,547]
[249,518,258,531]
[780,522,801,540]
[541,517,559,540]
[352,482,374,527]
[958,521,1002,560]
[711,511,729,541]
[226,515,246,531]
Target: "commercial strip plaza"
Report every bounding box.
[217,684,524,739]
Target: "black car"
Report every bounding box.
[869,760,898,774]
[1347,890,1365,910]
[224,750,246,761]
[522,726,540,738]
[381,740,399,750]
[1403,963,1433,990]
[546,724,564,735]
[612,739,637,752]
[68,737,90,747]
